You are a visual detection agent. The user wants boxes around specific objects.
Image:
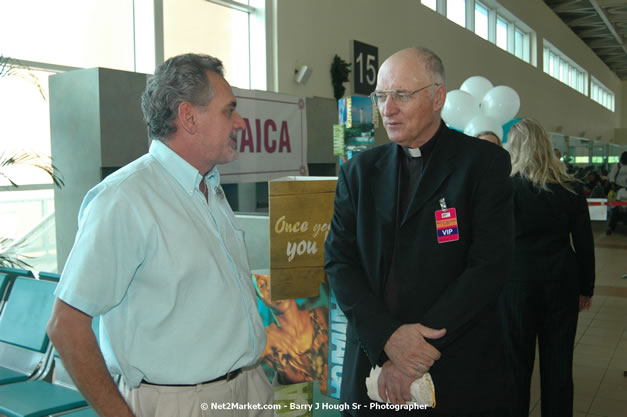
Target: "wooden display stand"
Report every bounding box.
[269,176,337,300]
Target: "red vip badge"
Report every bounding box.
[435,208,459,243]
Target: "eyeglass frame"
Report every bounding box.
[369,83,441,105]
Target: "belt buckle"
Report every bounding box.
[225,369,240,382]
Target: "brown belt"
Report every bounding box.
[142,368,242,387]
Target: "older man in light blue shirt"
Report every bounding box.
[48,54,273,417]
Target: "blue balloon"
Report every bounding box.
[501,118,522,144]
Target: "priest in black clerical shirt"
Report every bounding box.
[325,47,514,417]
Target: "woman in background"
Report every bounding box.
[476,130,502,147]
[500,118,595,417]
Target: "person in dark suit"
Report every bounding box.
[324,47,514,416]
[500,118,595,417]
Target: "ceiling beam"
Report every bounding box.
[589,0,625,45]
[565,15,603,25]
[595,0,627,8]
[552,1,593,13]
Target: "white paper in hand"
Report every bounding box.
[365,366,436,408]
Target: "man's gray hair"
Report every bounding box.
[141,53,224,141]
[414,47,446,86]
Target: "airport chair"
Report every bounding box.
[38,272,61,282]
[54,409,99,417]
[0,277,56,385]
[0,318,103,417]
[0,273,11,313]
[0,267,34,279]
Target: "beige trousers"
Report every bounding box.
[121,365,274,417]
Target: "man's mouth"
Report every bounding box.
[229,132,238,149]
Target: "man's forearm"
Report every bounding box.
[47,299,135,417]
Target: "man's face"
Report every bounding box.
[478,134,501,146]
[375,52,445,148]
[193,72,245,168]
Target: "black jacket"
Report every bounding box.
[324,125,514,414]
[510,174,595,296]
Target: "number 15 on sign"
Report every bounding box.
[353,40,378,96]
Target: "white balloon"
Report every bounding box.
[464,115,503,140]
[460,76,493,102]
[480,86,520,124]
[442,90,481,130]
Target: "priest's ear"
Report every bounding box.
[433,83,447,112]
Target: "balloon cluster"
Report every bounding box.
[442,76,520,141]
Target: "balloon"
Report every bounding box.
[442,90,481,130]
[480,86,520,124]
[460,76,493,102]
[464,115,503,140]
[501,117,523,144]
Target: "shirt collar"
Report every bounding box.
[401,120,444,161]
[149,140,213,196]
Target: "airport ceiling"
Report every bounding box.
[544,0,627,80]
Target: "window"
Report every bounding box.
[591,77,615,111]
[1,0,267,272]
[0,64,58,272]
[514,28,524,59]
[447,0,466,27]
[163,0,266,90]
[0,67,55,187]
[0,0,136,72]
[543,40,588,95]
[496,16,508,50]
[474,2,489,40]
[426,0,533,65]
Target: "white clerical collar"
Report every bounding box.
[408,147,422,157]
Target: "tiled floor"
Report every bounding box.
[528,221,627,417]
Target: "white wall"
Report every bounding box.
[272,0,621,143]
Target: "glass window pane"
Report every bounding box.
[569,67,575,87]
[164,0,251,88]
[559,60,566,82]
[422,0,437,11]
[475,2,489,40]
[447,0,466,27]
[0,0,135,71]
[592,83,598,100]
[514,29,523,59]
[496,17,508,50]
[549,53,555,77]
[0,67,54,186]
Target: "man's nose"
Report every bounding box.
[233,111,245,130]
[381,96,399,116]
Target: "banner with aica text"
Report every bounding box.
[219,88,308,184]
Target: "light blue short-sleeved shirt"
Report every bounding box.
[56,140,266,388]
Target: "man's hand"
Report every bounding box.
[377,361,417,404]
[579,296,592,312]
[383,323,446,379]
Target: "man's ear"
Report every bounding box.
[433,84,447,112]
[178,101,197,134]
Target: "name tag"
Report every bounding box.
[435,208,459,243]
